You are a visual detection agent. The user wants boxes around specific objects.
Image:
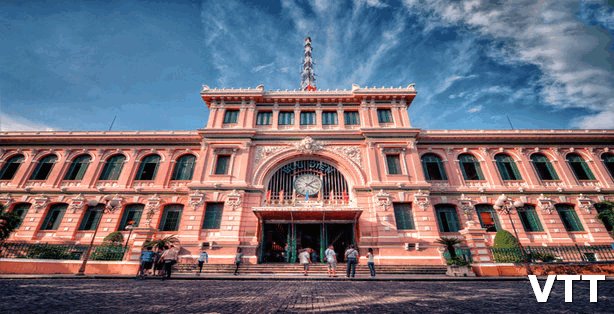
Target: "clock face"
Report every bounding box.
[294,174,322,196]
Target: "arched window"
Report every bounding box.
[494,154,522,181]
[135,154,160,180]
[530,153,559,181]
[99,154,126,180]
[11,203,31,228]
[421,154,447,181]
[566,153,595,181]
[0,154,24,180]
[119,204,144,230]
[64,154,91,180]
[30,155,57,180]
[602,153,614,179]
[41,203,67,230]
[171,154,196,180]
[435,204,460,232]
[475,204,500,232]
[79,205,104,230]
[555,204,584,232]
[159,204,183,231]
[458,154,484,180]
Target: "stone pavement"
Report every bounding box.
[1,278,613,313]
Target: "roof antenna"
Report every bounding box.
[301,36,317,91]
[108,115,117,131]
[506,115,515,130]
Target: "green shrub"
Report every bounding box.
[492,230,523,263]
[446,257,470,266]
[103,231,124,244]
[26,245,80,260]
[90,244,124,261]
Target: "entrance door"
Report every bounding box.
[260,222,355,263]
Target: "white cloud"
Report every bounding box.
[353,0,389,8]
[251,62,275,73]
[404,0,614,129]
[467,105,483,113]
[0,113,53,131]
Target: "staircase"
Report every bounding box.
[175,263,447,275]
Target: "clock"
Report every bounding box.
[294,174,322,196]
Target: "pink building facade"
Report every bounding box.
[1,83,614,266]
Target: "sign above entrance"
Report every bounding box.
[281,160,335,174]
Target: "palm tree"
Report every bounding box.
[144,235,180,250]
[436,236,462,259]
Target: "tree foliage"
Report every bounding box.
[103,231,124,244]
[595,201,614,238]
[493,229,520,248]
[0,206,21,241]
[143,235,180,250]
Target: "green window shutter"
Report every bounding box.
[393,203,415,230]
[545,160,559,180]
[474,161,484,180]
[510,161,522,180]
[437,160,448,180]
[526,206,543,231]
[459,161,469,180]
[421,159,431,181]
[496,160,510,180]
[447,210,460,232]
[580,160,595,180]
[203,203,224,229]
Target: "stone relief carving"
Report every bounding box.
[413,190,430,211]
[295,136,323,154]
[69,193,86,213]
[374,189,392,211]
[537,194,555,214]
[327,146,362,166]
[188,190,205,211]
[144,194,162,226]
[225,189,242,211]
[254,146,289,165]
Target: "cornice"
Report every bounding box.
[0,131,200,145]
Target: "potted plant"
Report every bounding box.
[436,236,475,277]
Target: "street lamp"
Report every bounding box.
[493,194,532,275]
[123,220,135,252]
[76,195,121,276]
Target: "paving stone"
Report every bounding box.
[0,279,613,313]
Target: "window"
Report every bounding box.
[475,205,499,232]
[322,112,338,125]
[171,154,196,180]
[566,153,595,181]
[159,204,183,231]
[495,154,522,181]
[393,203,415,230]
[12,203,31,228]
[386,154,402,175]
[223,110,239,124]
[135,154,160,180]
[556,204,584,232]
[377,109,393,123]
[602,153,614,179]
[0,154,24,180]
[214,155,230,175]
[99,154,126,180]
[530,154,559,181]
[518,205,543,232]
[41,204,67,230]
[119,204,144,230]
[421,154,447,181]
[30,155,57,180]
[79,205,103,230]
[64,154,91,181]
[300,112,315,125]
[278,112,294,125]
[202,202,224,229]
[344,111,359,125]
[458,154,484,180]
[435,205,460,232]
[256,111,272,125]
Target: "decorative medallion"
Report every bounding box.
[189,190,205,211]
[413,190,430,211]
[226,189,242,211]
[374,189,391,211]
[69,193,86,213]
[295,137,323,154]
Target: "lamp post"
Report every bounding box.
[123,220,135,253]
[77,195,121,276]
[493,194,532,275]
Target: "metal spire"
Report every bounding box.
[301,36,317,91]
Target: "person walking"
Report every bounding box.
[344,245,359,278]
[324,245,337,277]
[160,245,179,279]
[153,246,165,277]
[366,248,376,278]
[197,249,208,275]
[298,248,311,276]
[137,246,155,279]
[233,248,243,275]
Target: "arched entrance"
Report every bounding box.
[256,159,360,264]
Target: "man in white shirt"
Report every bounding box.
[298,248,312,276]
[324,245,337,277]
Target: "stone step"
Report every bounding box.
[174,264,448,274]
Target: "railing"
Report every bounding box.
[0,242,126,261]
[443,247,473,263]
[490,245,614,263]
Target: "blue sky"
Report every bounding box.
[0,0,613,131]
